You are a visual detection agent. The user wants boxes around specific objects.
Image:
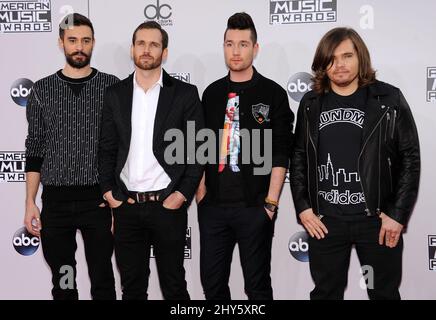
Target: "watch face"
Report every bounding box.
[265,203,277,212]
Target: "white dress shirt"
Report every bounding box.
[120,69,171,192]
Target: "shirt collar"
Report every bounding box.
[133,68,164,90]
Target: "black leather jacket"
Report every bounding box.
[290,81,420,226]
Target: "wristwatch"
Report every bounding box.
[264,202,278,213]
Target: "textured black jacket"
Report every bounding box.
[202,69,294,206]
[290,80,420,226]
[99,70,204,203]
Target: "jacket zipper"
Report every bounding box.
[305,121,314,212]
[357,106,389,216]
[377,126,382,214]
[305,107,320,216]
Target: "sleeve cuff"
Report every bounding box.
[272,155,290,169]
[25,156,43,172]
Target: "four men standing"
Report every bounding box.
[24,12,420,300]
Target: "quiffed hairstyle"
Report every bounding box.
[311,27,376,94]
[224,12,257,44]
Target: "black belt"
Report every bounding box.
[128,189,164,203]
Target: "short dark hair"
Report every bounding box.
[59,13,94,39]
[224,12,257,44]
[311,27,376,94]
[132,21,169,49]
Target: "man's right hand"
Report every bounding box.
[299,208,328,239]
[104,191,134,208]
[24,202,41,237]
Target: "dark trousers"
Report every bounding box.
[40,199,116,300]
[198,204,275,300]
[309,215,403,300]
[113,201,189,300]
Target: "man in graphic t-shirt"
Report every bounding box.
[317,89,367,218]
[196,12,294,300]
[290,27,420,300]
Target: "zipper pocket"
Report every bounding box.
[385,112,390,142]
[391,109,397,139]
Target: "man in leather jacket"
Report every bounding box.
[290,27,420,300]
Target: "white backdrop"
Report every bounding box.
[1,0,435,300]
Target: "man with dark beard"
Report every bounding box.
[24,13,119,300]
[99,21,203,300]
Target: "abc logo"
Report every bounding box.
[287,72,313,102]
[10,78,34,107]
[12,227,40,256]
[144,0,172,20]
[288,231,309,262]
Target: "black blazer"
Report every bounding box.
[98,69,204,202]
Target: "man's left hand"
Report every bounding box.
[163,192,186,210]
[379,212,404,248]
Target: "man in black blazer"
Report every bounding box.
[99,21,203,300]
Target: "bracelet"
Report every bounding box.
[265,197,278,206]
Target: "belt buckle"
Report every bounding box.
[149,192,158,202]
[134,191,161,203]
[153,192,161,202]
[136,192,147,203]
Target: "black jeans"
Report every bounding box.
[40,199,116,300]
[309,215,403,300]
[198,204,275,300]
[112,201,189,300]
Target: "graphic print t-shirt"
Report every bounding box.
[217,80,250,206]
[317,87,367,218]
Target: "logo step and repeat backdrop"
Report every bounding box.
[1,0,435,299]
